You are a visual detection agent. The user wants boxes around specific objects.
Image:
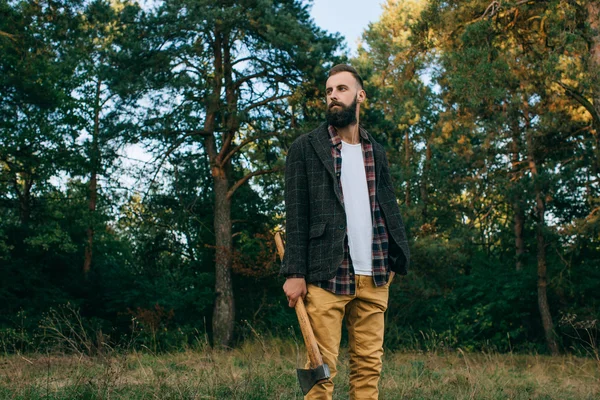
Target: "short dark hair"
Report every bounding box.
[328,64,364,90]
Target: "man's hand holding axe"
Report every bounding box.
[274,232,331,395]
[283,277,306,308]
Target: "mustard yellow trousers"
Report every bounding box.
[304,275,391,400]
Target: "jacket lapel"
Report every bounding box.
[309,123,345,208]
[365,129,385,189]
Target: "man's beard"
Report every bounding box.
[326,97,358,128]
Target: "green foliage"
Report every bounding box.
[0,0,599,356]
[353,0,600,355]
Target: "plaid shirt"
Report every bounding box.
[313,125,390,295]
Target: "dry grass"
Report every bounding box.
[0,339,598,399]
[376,350,600,400]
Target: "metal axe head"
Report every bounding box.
[296,363,331,395]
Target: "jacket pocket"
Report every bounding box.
[308,222,328,275]
[309,222,327,239]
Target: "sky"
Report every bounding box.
[308,0,386,56]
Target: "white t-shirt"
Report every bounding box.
[340,140,373,275]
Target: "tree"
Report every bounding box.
[68,0,147,276]
[0,0,80,226]
[422,0,569,355]
[359,0,596,353]
[138,0,341,346]
[357,0,435,214]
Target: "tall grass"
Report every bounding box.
[0,337,598,399]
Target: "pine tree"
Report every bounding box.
[136,0,341,346]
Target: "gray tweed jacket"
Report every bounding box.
[280,122,410,282]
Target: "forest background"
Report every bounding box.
[1,0,599,358]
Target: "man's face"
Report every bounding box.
[325,71,364,128]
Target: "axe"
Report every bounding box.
[274,232,331,395]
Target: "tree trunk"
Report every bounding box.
[419,139,431,219]
[588,2,600,113]
[206,23,280,347]
[212,166,234,347]
[206,25,237,347]
[525,104,559,355]
[588,1,600,175]
[533,187,558,355]
[83,78,102,277]
[404,129,411,206]
[513,200,525,271]
[510,128,525,271]
[83,171,96,276]
[13,171,32,225]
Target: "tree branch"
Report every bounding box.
[227,167,282,200]
[143,128,211,139]
[231,56,277,69]
[221,132,279,166]
[479,0,534,21]
[0,31,16,41]
[142,129,210,202]
[556,81,600,128]
[233,69,269,89]
[243,94,289,112]
[231,56,260,66]
[480,1,500,20]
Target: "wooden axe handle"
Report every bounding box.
[275,232,324,369]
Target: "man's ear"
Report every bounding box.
[357,89,366,103]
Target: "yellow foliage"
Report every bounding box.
[441,121,453,138]
[409,113,421,125]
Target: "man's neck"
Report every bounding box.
[336,122,360,144]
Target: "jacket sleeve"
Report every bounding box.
[381,148,411,273]
[280,139,309,277]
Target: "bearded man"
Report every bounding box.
[281,64,411,399]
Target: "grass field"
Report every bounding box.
[0,338,598,399]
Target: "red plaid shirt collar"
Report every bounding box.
[327,124,368,148]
